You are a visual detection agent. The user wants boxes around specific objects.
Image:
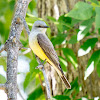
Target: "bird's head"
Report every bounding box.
[32,20,49,33]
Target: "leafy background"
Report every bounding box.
[0,0,100,100]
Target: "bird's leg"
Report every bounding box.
[35,54,47,69]
[35,55,51,98]
[42,59,47,64]
[35,59,47,70]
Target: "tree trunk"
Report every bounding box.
[0,0,30,99]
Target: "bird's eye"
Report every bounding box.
[38,25,41,27]
[35,25,42,28]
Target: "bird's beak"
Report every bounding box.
[42,26,49,28]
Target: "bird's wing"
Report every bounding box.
[37,33,63,73]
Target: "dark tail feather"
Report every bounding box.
[61,74,71,89]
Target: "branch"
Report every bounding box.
[0,46,5,53]
[17,86,25,100]
[38,74,45,92]
[4,0,30,100]
[20,17,30,35]
[19,47,31,55]
[0,55,6,58]
[0,84,6,91]
[0,47,31,58]
[35,56,51,99]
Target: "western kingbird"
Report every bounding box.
[29,20,71,89]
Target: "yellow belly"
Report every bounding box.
[29,38,49,61]
[29,37,62,76]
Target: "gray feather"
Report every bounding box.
[37,33,63,73]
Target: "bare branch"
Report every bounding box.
[38,74,45,92]
[0,84,6,91]
[20,17,30,35]
[17,87,25,100]
[0,47,5,53]
[20,48,31,55]
[21,47,29,50]
[0,55,6,58]
[35,56,51,99]
[5,0,30,100]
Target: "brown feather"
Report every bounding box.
[37,33,71,89]
[61,74,71,89]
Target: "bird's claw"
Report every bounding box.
[35,59,46,70]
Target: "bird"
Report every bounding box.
[29,20,71,89]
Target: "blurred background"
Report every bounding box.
[0,0,100,100]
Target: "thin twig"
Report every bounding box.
[19,16,30,35]
[35,56,51,99]
[0,84,6,91]
[19,48,31,55]
[0,47,31,57]
[0,47,5,53]
[80,35,100,42]
[17,86,25,100]
[0,55,6,58]
[21,47,29,50]
[38,74,45,91]
[42,67,51,98]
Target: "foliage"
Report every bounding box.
[66,2,93,20]
[0,0,100,100]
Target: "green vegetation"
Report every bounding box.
[0,0,100,99]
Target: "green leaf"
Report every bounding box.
[59,56,67,72]
[78,38,98,56]
[87,50,100,67]
[57,16,73,31]
[71,19,81,27]
[28,0,36,12]
[24,57,39,89]
[30,55,38,74]
[23,72,31,89]
[77,18,94,41]
[23,52,41,90]
[64,77,80,98]
[0,0,8,15]
[97,61,100,77]
[95,7,100,30]
[9,0,15,10]
[62,48,78,69]
[27,85,43,100]
[51,34,67,46]
[53,95,70,100]
[89,0,99,5]
[47,16,56,22]
[80,38,98,50]
[25,15,43,26]
[0,74,6,84]
[66,2,93,20]
[0,57,7,71]
[84,50,100,79]
[58,15,72,25]
[69,35,77,44]
[25,17,38,25]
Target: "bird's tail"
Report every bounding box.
[50,62,71,89]
[60,74,71,89]
[57,64,71,89]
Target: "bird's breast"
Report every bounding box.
[29,33,48,61]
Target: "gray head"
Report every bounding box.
[32,20,49,33]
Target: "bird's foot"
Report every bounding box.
[35,59,46,70]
